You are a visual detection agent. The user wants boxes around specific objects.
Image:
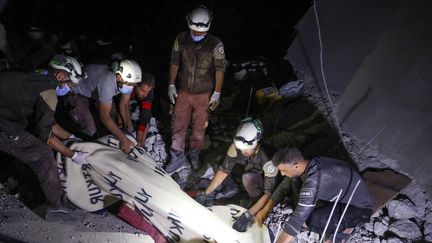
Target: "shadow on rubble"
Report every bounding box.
[183,74,353,204]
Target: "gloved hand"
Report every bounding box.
[168,84,178,104]
[195,191,214,207]
[71,151,90,165]
[68,134,82,142]
[209,91,220,111]
[233,210,254,232]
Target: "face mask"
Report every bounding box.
[190,32,206,42]
[119,84,134,95]
[56,85,70,96]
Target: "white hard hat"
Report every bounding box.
[115,60,142,83]
[186,6,212,32]
[49,55,84,84]
[233,117,263,150]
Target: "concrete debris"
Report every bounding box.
[143,117,167,167]
[373,221,388,237]
[387,198,420,219]
[387,219,422,240]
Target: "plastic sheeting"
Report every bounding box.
[57,135,271,243]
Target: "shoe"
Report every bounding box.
[188,149,201,171]
[215,186,240,200]
[165,149,187,173]
[45,205,87,221]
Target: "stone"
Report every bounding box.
[373,221,388,237]
[387,198,419,219]
[388,219,421,240]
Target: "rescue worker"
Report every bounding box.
[118,71,155,147]
[63,59,142,153]
[256,147,376,243]
[0,55,90,217]
[195,118,279,233]
[165,5,226,172]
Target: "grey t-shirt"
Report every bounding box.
[72,64,118,103]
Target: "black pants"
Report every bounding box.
[0,131,62,207]
[306,203,372,235]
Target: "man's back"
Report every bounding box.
[72,64,117,103]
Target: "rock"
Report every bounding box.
[388,219,421,240]
[424,222,432,240]
[374,221,388,237]
[400,184,428,218]
[386,237,404,243]
[387,198,419,219]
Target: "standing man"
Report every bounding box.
[0,55,89,215]
[256,147,376,243]
[66,59,142,153]
[118,72,155,147]
[165,5,227,172]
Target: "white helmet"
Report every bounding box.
[186,6,212,32]
[115,60,142,83]
[49,55,84,84]
[233,117,263,150]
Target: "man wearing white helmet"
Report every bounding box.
[0,54,90,219]
[165,5,227,173]
[60,59,141,153]
[195,118,279,233]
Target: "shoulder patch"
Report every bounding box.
[299,187,316,198]
[218,46,225,55]
[263,160,278,177]
[227,143,237,157]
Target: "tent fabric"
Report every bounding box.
[57,135,271,243]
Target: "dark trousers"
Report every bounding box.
[0,131,62,207]
[306,203,372,235]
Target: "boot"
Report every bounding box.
[165,149,187,173]
[188,149,201,171]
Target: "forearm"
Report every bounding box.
[249,193,271,215]
[214,71,224,93]
[100,111,128,142]
[169,64,179,85]
[276,231,295,243]
[136,126,149,146]
[51,124,71,140]
[205,170,228,195]
[47,136,75,158]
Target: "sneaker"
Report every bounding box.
[215,186,240,200]
[188,149,201,171]
[165,150,187,173]
[45,205,87,221]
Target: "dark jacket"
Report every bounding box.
[272,157,376,236]
[170,32,226,94]
[0,71,57,140]
[219,143,277,194]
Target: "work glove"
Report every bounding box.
[209,91,220,111]
[168,84,178,104]
[232,210,254,232]
[68,134,82,142]
[195,191,214,207]
[71,151,90,165]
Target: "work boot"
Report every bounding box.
[188,149,201,171]
[165,149,187,173]
[45,195,87,221]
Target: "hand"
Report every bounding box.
[195,191,214,207]
[71,151,90,165]
[120,137,135,154]
[233,210,254,232]
[68,134,82,142]
[209,91,221,111]
[168,84,178,104]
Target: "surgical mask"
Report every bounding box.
[56,85,70,96]
[119,85,134,95]
[190,32,206,42]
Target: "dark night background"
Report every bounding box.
[0,0,310,75]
